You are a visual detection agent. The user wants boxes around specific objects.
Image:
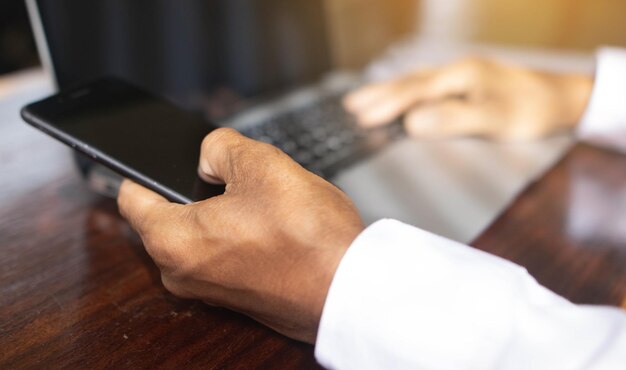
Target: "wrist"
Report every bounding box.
[557,73,594,129]
[306,226,362,343]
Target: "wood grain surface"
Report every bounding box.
[0,110,321,369]
[2,104,625,369]
[473,144,626,308]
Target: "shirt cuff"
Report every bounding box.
[314,219,532,369]
[578,47,626,153]
[314,219,626,369]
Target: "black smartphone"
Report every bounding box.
[21,77,225,204]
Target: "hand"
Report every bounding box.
[345,57,593,140]
[117,128,364,343]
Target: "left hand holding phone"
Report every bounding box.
[117,128,364,343]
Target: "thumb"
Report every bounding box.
[198,127,287,186]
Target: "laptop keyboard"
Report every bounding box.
[240,94,404,177]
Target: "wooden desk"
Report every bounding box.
[2,105,626,367]
[474,144,626,308]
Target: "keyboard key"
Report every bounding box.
[326,136,342,151]
[295,151,313,165]
[238,93,403,175]
[313,143,329,157]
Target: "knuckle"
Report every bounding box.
[202,128,241,155]
[266,146,295,176]
[238,140,288,179]
[260,141,286,159]
[451,56,489,80]
[456,56,486,69]
[503,126,545,141]
[201,128,249,181]
[214,127,242,145]
[211,127,239,140]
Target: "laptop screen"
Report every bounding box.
[35,0,332,120]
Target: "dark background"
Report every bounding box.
[31,0,333,121]
[0,0,39,75]
[37,0,331,102]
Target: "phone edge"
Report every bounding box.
[20,105,194,204]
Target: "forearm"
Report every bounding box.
[555,72,594,129]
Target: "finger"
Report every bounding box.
[343,66,439,113]
[404,101,495,139]
[198,127,286,185]
[352,82,431,127]
[345,74,437,127]
[118,179,195,267]
[117,179,181,234]
[343,80,402,114]
[348,67,477,128]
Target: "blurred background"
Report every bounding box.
[3,0,626,77]
[0,0,39,75]
[2,0,626,243]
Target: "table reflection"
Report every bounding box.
[566,148,626,251]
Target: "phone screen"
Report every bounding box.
[22,78,224,203]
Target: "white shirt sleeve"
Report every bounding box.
[315,219,626,370]
[579,47,626,153]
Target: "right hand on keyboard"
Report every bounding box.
[344,57,593,141]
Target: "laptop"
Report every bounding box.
[26,0,572,243]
